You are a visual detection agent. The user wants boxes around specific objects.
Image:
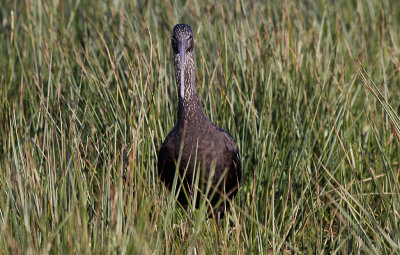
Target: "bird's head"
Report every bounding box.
[171,24,194,98]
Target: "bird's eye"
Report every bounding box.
[189,35,193,40]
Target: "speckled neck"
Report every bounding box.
[174,51,206,123]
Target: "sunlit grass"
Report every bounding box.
[1,0,400,253]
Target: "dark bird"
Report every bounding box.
[158,24,241,215]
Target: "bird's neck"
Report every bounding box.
[177,94,205,124]
[174,53,206,123]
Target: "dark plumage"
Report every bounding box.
[158,24,241,213]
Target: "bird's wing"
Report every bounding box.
[215,126,242,184]
[157,138,176,188]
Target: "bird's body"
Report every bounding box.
[158,24,241,213]
[158,116,241,207]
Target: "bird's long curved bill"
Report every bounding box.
[179,41,186,98]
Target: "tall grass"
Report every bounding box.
[1,0,399,253]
